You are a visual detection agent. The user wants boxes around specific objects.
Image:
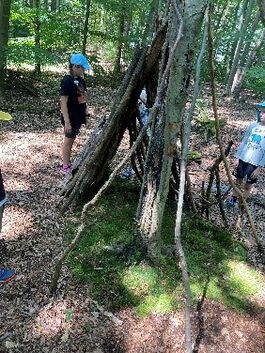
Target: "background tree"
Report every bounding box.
[0,0,11,97]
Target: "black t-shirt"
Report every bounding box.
[0,169,6,203]
[60,75,87,127]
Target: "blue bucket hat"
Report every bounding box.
[256,101,265,122]
[70,53,91,70]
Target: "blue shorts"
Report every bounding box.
[234,160,258,184]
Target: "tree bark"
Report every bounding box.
[136,0,209,262]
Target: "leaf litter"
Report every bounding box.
[0,83,264,353]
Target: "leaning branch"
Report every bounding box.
[174,3,208,353]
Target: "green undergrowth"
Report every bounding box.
[66,179,264,317]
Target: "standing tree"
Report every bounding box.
[0,0,11,97]
[136,0,209,262]
[82,0,91,55]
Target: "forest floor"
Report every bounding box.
[0,78,264,353]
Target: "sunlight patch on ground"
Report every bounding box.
[227,260,265,297]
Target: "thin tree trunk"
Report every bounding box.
[82,0,91,55]
[232,27,265,98]
[225,0,255,96]
[257,0,265,26]
[0,0,11,97]
[113,14,125,78]
[34,0,41,75]
[174,7,209,352]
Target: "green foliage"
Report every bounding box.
[66,180,265,317]
[187,150,202,163]
[7,0,154,72]
[8,39,61,67]
[65,308,74,322]
[245,66,265,94]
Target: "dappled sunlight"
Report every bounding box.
[226,260,265,297]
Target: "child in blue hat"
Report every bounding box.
[60,53,93,174]
[225,102,265,207]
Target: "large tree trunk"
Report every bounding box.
[60,24,167,210]
[136,0,208,262]
[0,0,11,98]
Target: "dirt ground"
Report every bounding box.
[0,84,264,353]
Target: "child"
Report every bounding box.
[0,168,16,283]
[60,53,93,174]
[226,102,265,207]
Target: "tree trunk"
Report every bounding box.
[113,15,126,78]
[257,0,265,26]
[232,28,265,98]
[82,0,91,55]
[34,0,41,75]
[0,0,11,98]
[136,0,209,262]
[225,0,255,96]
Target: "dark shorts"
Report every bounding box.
[61,115,82,138]
[63,125,81,138]
[234,160,258,184]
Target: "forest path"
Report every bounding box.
[0,86,264,353]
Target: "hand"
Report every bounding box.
[251,167,260,179]
[64,122,72,134]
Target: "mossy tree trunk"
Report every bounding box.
[136,0,209,262]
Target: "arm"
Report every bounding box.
[251,166,261,178]
[60,96,72,134]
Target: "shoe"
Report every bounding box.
[121,167,133,179]
[60,164,72,175]
[0,268,16,283]
[224,196,237,208]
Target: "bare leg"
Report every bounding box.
[232,178,244,197]
[243,183,253,199]
[62,136,75,166]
